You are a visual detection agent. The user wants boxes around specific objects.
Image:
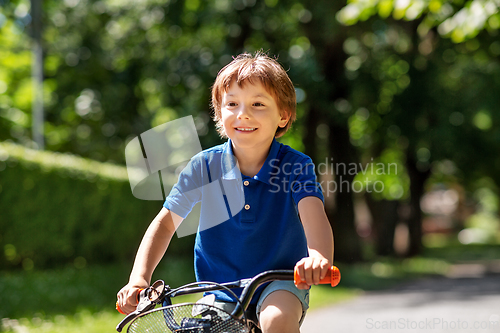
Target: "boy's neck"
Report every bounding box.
[231,140,273,177]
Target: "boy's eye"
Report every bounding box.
[253,102,265,107]
[227,102,237,107]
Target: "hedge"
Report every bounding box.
[0,141,194,270]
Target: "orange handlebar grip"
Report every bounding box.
[294,266,341,287]
[116,301,126,315]
[116,288,145,314]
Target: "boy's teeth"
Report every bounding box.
[237,128,256,131]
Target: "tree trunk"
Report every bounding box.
[302,106,318,163]
[365,196,399,256]
[328,124,363,262]
[406,158,431,256]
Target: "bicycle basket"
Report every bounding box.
[127,303,249,333]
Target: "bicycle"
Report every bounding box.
[116,266,341,333]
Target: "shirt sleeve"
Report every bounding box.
[291,157,324,205]
[163,155,205,218]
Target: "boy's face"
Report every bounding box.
[221,80,289,153]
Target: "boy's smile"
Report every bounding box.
[235,127,256,132]
[221,80,289,157]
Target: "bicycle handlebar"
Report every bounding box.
[116,266,340,331]
[231,266,340,318]
[230,270,294,318]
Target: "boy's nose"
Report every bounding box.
[237,106,251,119]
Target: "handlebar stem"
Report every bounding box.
[230,270,294,319]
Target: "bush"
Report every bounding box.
[0,142,194,269]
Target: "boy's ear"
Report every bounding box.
[278,111,291,128]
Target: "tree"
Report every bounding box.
[0,0,33,147]
[4,0,499,263]
[336,0,500,255]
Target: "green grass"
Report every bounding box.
[0,256,195,332]
[2,310,124,333]
[421,241,500,262]
[309,285,361,310]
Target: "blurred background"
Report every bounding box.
[1,0,499,332]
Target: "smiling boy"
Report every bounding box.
[117,52,334,333]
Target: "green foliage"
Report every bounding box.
[0,5,33,146]
[460,186,500,244]
[1,0,313,163]
[0,141,194,269]
[353,148,410,200]
[336,0,500,199]
[337,0,500,43]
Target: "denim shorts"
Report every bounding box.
[212,280,310,326]
[255,280,310,324]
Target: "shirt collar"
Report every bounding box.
[220,140,240,181]
[221,138,281,185]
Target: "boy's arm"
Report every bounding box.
[116,207,183,314]
[295,196,334,290]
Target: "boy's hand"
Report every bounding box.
[116,281,149,315]
[294,256,331,290]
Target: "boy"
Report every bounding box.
[117,52,334,333]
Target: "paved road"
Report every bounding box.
[301,274,500,333]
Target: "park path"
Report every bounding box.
[301,272,500,333]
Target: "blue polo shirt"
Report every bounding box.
[163,138,324,302]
